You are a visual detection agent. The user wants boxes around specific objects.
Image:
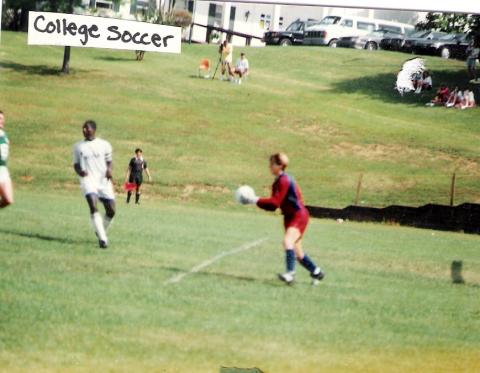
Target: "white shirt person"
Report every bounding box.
[73,120,116,249]
[234,53,250,84]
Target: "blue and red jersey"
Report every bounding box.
[257,173,306,217]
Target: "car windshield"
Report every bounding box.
[404,29,416,36]
[369,30,387,37]
[439,34,460,41]
[431,32,447,39]
[286,22,303,32]
[409,30,430,38]
[321,16,341,25]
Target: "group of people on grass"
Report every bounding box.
[218,40,250,84]
[416,39,479,110]
[427,85,476,109]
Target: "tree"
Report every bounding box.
[416,13,471,33]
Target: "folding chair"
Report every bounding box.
[198,59,211,78]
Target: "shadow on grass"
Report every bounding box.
[330,69,474,106]
[0,228,90,245]
[94,55,136,62]
[165,266,282,287]
[0,61,91,76]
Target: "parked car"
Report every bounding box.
[413,32,456,55]
[380,29,417,51]
[263,19,320,46]
[303,15,413,48]
[338,29,405,50]
[424,33,472,59]
[401,31,447,53]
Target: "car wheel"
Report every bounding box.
[366,42,377,51]
[441,47,451,59]
[328,39,338,48]
[279,39,292,47]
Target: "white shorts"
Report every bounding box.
[0,166,11,185]
[80,176,115,201]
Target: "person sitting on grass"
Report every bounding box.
[414,71,432,94]
[458,90,476,110]
[427,84,450,106]
[446,87,463,108]
[234,52,250,85]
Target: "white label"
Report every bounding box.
[28,12,182,54]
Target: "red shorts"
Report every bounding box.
[284,208,310,235]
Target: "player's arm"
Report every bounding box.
[106,161,113,180]
[145,167,152,182]
[74,163,87,177]
[73,145,87,177]
[105,142,113,180]
[125,166,131,182]
[256,177,289,211]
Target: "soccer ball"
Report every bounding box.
[235,185,256,205]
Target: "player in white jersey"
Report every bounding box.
[0,111,14,209]
[73,120,116,249]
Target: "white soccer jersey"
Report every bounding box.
[73,138,112,181]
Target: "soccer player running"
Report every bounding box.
[245,153,325,285]
[0,111,14,209]
[73,120,116,249]
[125,148,151,204]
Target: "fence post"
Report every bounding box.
[450,172,456,207]
[354,173,363,206]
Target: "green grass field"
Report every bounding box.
[1,31,480,207]
[1,191,479,372]
[1,32,480,372]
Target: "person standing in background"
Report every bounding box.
[219,40,234,81]
[125,148,152,205]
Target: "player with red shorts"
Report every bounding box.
[246,153,325,285]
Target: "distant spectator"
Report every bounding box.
[219,40,234,81]
[234,52,249,85]
[459,90,476,110]
[414,71,433,93]
[466,39,479,83]
[446,87,463,108]
[427,84,449,106]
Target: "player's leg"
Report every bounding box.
[294,238,325,285]
[126,174,134,203]
[101,198,116,233]
[85,193,108,248]
[135,176,142,204]
[278,227,302,285]
[0,177,14,208]
[98,180,116,240]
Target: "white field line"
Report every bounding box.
[165,238,268,285]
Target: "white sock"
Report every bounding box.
[91,212,107,243]
[103,215,113,232]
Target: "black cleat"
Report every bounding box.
[311,268,325,285]
[277,272,295,285]
[98,240,108,249]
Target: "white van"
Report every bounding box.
[304,15,414,47]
